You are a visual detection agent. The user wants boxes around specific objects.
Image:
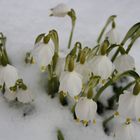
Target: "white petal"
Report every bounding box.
[17,90,34,103]
[118,91,136,119]
[2,64,18,88]
[59,71,82,97]
[32,43,55,69]
[55,57,65,77]
[114,123,135,140]
[105,28,119,44]
[75,63,91,84]
[134,94,140,120]
[75,97,97,121]
[4,89,17,101]
[89,55,114,79]
[0,66,4,85]
[50,3,70,17]
[114,54,135,73]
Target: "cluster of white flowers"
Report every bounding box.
[1,3,140,140]
[0,64,34,103]
[24,4,139,129]
[0,33,34,104]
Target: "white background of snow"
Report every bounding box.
[0,0,140,140]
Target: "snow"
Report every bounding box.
[0,0,140,140]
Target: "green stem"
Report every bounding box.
[68,22,75,49]
[103,115,114,127]
[111,48,120,62]
[94,70,139,101]
[122,80,136,91]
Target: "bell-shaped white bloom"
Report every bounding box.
[0,64,18,88]
[55,50,68,77]
[55,57,65,77]
[114,54,135,73]
[105,28,119,44]
[32,43,55,71]
[75,97,97,121]
[118,91,140,120]
[59,71,82,98]
[113,122,138,140]
[50,3,70,17]
[17,89,34,103]
[4,88,34,103]
[88,55,114,79]
[4,88,17,101]
[75,63,91,84]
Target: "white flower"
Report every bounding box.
[17,89,34,103]
[50,3,70,17]
[105,28,119,44]
[88,55,114,79]
[75,97,97,121]
[55,50,69,77]
[114,54,135,73]
[118,91,140,121]
[32,43,55,71]
[75,63,91,84]
[4,88,34,103]
[114,122,137,140]
[59,71,82,98]
[0,64,18,88]
[55,57,65,77]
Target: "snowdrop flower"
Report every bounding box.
[118,91,140,121]
[50,3,70,17]
[114,54,135,73]
[75,97,97,123]
[0,64,18,88]
[4,88,34,103]
[88,55,114,80]
[113,122,138,140]
[32,43,55,72]
[55,50,69,77]
[59,71,82,98]
[75,62,91,84]
[105,28,119,44]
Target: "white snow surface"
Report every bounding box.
[0,0,140,140]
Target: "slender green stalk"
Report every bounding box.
[67,9,76,49]
[103,115,114,127]
[68,21,75,49]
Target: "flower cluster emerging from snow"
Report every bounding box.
[1,3,140,140]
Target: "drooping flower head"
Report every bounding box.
[114,54,135,73]
[59,71,82,98]
[105,28,119,44]
[0,64,18,88]
[88,55,114,80]
[32,42,55,72]
[117,90,140,121]
[50,3,70,17]
[75,97,97,124]
[4,79,34,103]
[113,122,137,140]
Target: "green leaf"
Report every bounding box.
[57,129,64,140]
[121,22,140,45]
[97,15,117,43]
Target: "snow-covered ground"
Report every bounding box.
[0,0,140,140]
